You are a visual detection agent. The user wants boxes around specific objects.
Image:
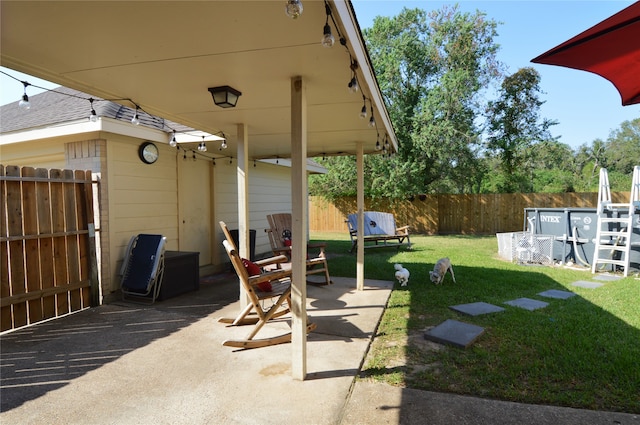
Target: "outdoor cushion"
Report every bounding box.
[241,258,272,292]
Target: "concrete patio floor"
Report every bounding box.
[1,274,393,424]
[2,273,638,425]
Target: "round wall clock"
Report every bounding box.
[139,141,159,164]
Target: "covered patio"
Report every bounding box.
[1,0,398,379]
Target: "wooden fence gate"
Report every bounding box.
[1,165,98,333]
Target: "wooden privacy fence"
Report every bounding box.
[1,165,98,332]
[309,192,631,235]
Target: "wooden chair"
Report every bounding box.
[218,221,315,349]
[265,213,332,285]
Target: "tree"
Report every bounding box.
[572,118,640,191]
[528,140,576,192]
[310,6,502,198]
[573,138,606,191]
[484,67,556,192]
[604,118,640,175]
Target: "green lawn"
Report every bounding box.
[311,232,640,413]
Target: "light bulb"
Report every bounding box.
[321,23,335,48]
[19,82,31,110]
[285,0,303,19]
[131,110,140,125]
[19,94,31,110]
[360,104,367,119]
[375,140,382,151]
[201,143,207,152]
[88,99,97,122]
[170,132,177,147]
[369,116,376,128]
[348,77,359,93]
[220,140,228,150]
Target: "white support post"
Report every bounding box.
[237,123,250,308]
[356,141,365,291]
[291,76,308,380]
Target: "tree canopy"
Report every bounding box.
[309,5,640,199]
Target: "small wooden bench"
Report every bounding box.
[346,212,411,253]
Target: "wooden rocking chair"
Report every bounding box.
[218,221,315,349]
[265,213,332,285]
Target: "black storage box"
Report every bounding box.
[159,251,199,300]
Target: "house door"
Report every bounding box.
[178,159,212,266]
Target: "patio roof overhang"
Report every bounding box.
[2,0,387,380]
[0,0,397,159]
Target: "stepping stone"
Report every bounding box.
[593,274,621,282]
[449,302,505,316]
[504,297,549,311]
[537,289,576,300]
[572,280,604,289]
[424,319,485,349]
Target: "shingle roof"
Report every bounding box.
[0,86,189,134]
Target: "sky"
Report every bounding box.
[351,0,639,149]
[1,1,639,150]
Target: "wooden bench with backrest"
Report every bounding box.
[346,211,411,253]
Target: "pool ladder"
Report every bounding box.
[591,166,639,277]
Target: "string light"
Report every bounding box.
[88,98,98,122]
[131,106,140,125]
[19,81,31,110]
[170,130,177,147]
[285,0,303,19]
[348,60,359,93]
[219,132,228,150]
[316,2,386,152]
[2,70,258,160]
[321,3,335,48]
[3,0,392,158]
[198,135,208,152]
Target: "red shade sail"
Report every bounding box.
[532,1,640,106]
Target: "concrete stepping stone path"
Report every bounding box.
[449,301,505,316]
[424,319,485,349]
[438,285,592,349]
[537,289,576,300]
[504,297,549,311]
[572,280,604,289]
